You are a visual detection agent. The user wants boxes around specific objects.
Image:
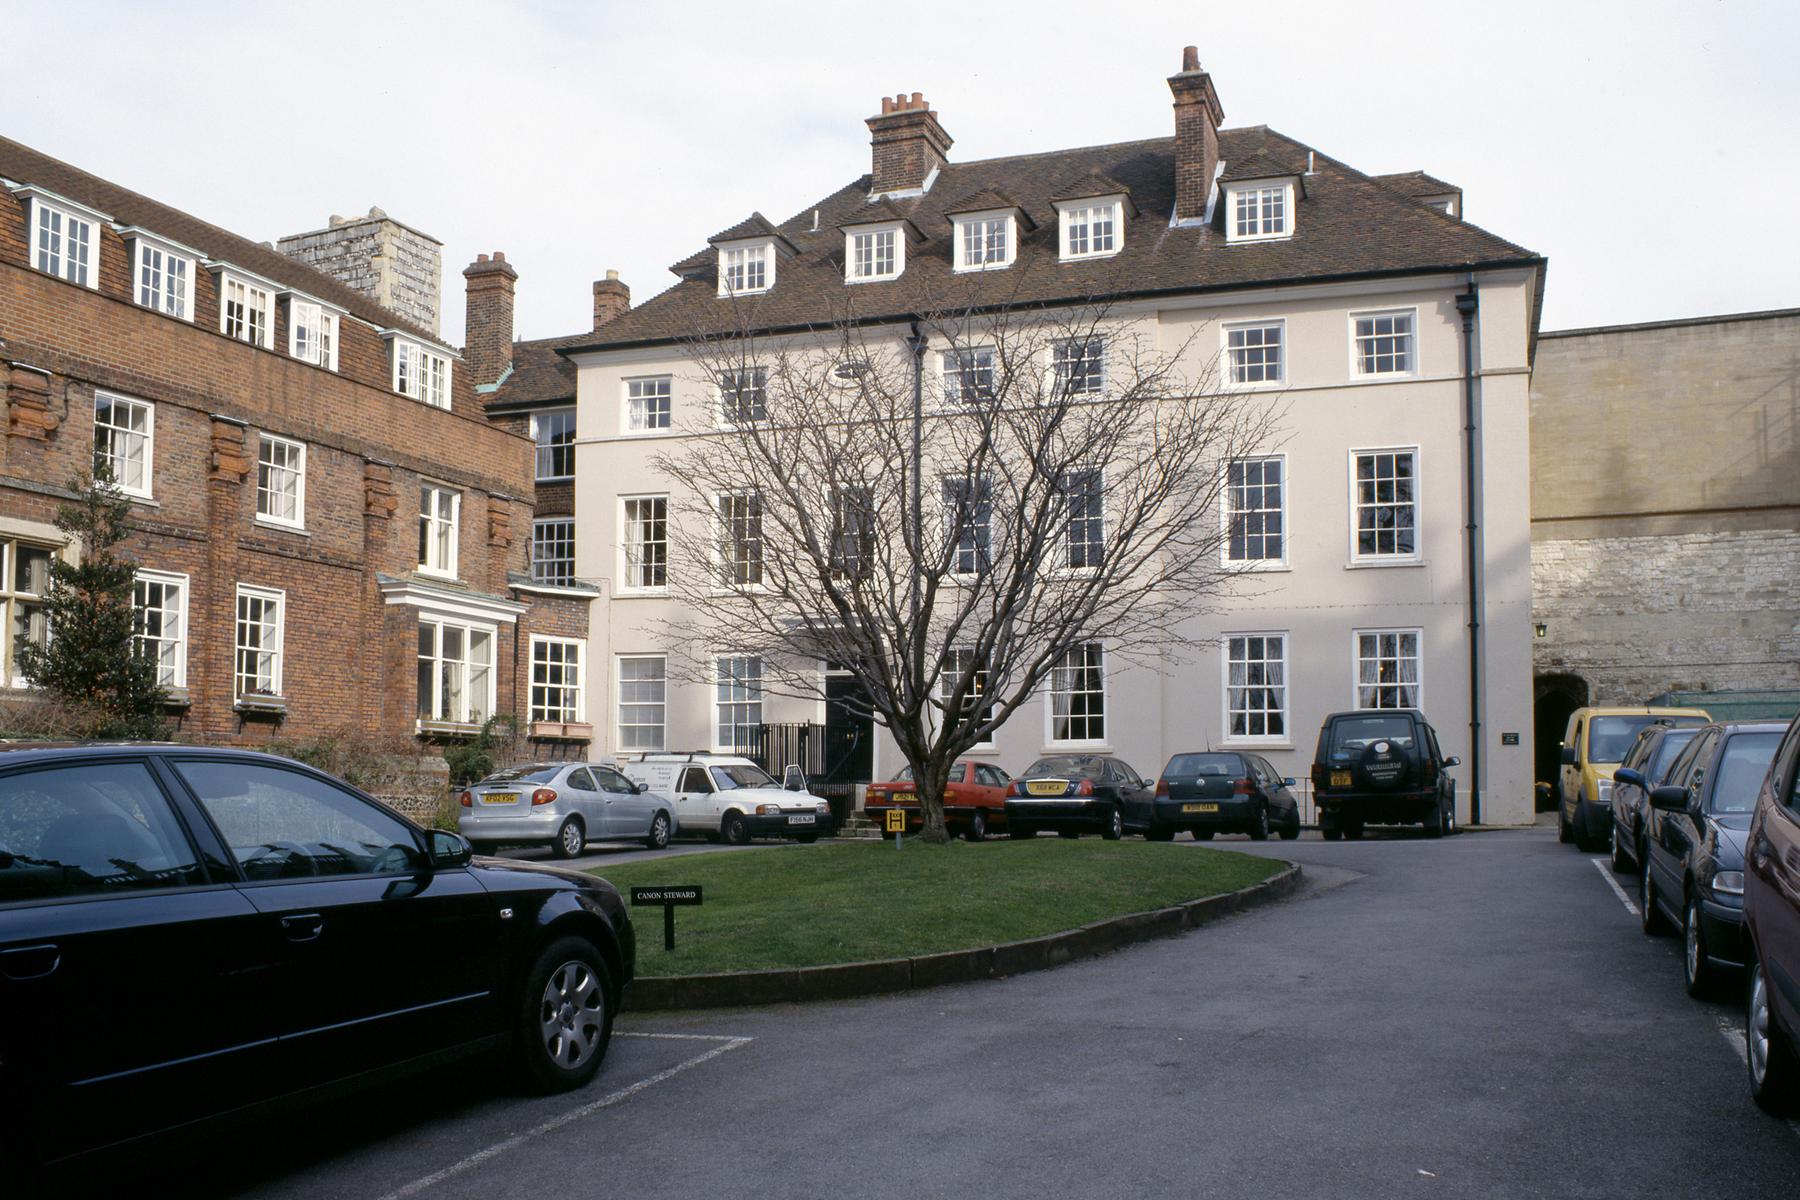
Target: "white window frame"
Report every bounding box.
[389,336,453,409]
[1,538,58,689]
[93,391,155,500]
[952,210,1015,272]
[1224,181,1295,243]
[716,367,768,428]
[1055,197,1124,261]
[616,654,667,752]
[1222,318,1286,387]
[254,433,307,530]
[1052,337,1108,398]
[714,654,764,753]
[218,271,276,349]
[620,494,669,593]
[531,517,576,586]
[20,190,103,289]
[1045,641,1107,747]
[1222,632,1289,745]
[716,491,763,589]
[532,408,576,480]
[1059,468,1106,571]
[623,376,673,434]
[529,636,585,725]
[418,484,461,579]
[1348,446,1422,565]
[234,584,286,700]
[417,618,495,727]
[133,570,189,690]
[939,346,995,406]
[1352,628,1424,711]
[941,646,994,748]
[286,297,340,371]
[845,222,904,283]
[125,231,196,320]
[940,473,992,577]
[716,240,774,297]
[1349,307,1418,380]
[1221,454,1287,569]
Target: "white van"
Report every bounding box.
[620,754,833,845]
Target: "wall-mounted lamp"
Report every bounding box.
[1534,622,1549,639]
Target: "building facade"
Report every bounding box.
[1529,308,1800,783]
[0,136,588,751]
[556,50,1543,824]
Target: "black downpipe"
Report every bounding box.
[1455,283,1482,826]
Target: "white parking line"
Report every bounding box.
[378,1034,753,1199]
[1590,857,1641,917]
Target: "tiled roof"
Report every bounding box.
[1219,152,1304,182]
[1372,170,1460,199]
[565,126,1541,353]
[487,332,583,408]
[0,135,452,351]
[1047,170,1137,203]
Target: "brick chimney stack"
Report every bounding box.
[1168,46,1225,223]
[462,251,518,388]
[865,92,953,196]
[592,270,631,330]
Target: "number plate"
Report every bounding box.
[1027,780,1069,796]
[1330,771,1352,787]
[788,814,815,825]
[1182,802,1219,813]
[893,793,916,805]
[480,792,519,805]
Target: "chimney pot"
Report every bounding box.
[477,253,489,263]
[1182,45,1199,72]
[605,268,619,281]
[867,91,954,195]
[493,251,505,262]
[911,91,923,107]
[881,96,893,114]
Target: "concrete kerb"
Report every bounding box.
[622,861,1303,1012]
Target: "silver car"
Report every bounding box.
[458,762,676,858]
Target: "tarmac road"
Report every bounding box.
[89,825,1800,1199]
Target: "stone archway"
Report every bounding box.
[1533,673,1589,806]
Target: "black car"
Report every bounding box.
[0,744,636,1173]
[1004,754,1154,840]
[1637,722,1784,997]
[1150,752,1300,841]
[1309,709,1460,839]
[1607,721,1701,874]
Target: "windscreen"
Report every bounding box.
[711,764,776,790]
[1711,733,1782,814]
[1647,728,1700,784]
[1023,757,1105,780]
[480,765,562,785]
[1164,754,1245,778]
[1326,715,1415,759]
[1589,715,1704,763]
[890,763,971,784]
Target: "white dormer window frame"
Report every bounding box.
[717,240,774,297]
[284,293,341,371]
[1055,197,1124,261]
[385,334,453,409]
[952,210,1016,272]
[213,267,278,349]
[121,229,198,321]
[1224,180,1297,243]
[845,222,904,283]
[14,187,107,290]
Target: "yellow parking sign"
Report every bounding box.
[885,808,906,834]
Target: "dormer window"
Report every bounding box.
[1224,180,1297,243]
[15,188,106,289]
[214,269,276,348]
[286,295,340,371]
[1056,198,1124,260]
[717,241,774,297]
[386,334,452,409]
[847,225,902,282]
[953,212,1014,271]
[121,229,197,320]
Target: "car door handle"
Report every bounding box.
[0,943,60,981]
[281,913,325,943]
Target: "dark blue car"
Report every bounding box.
[1608,722,1701,874]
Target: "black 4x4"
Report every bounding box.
[1310,710,1461,840]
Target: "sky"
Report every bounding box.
[6,1,1797,346]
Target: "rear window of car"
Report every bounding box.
[479,765,562,785]
[1164,754,1244,778]
[1023,757,1104,780]
[1589,716,1705,763]
[890,763,972,784]
[1323,716,1415,760]
[0,762,205,902]
[1646,728,1700,783]
[1711,732,1783,814]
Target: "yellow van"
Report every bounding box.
[1559,706,1709,851]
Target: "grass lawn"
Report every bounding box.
[594,838,1282,976]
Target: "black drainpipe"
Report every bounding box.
[1455,281,1482,826]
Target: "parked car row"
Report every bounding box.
[1563,704,1800,1115]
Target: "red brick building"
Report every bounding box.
[0,136,592,753]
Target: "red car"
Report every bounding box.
[864,761,1012,841]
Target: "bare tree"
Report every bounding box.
[650,295,1278,843]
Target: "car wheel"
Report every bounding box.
[1009,825,1034,840]
[1194,830,1215,841]
[552,817,585,860]
[1278,821,1301,841]
[795,834,819,844]
[1321,827,1342,841]
[1558,794,1574,844]
[965,811,989,842]
[1249,804,1270,842]
[1749,959,1800,1113]
[1683,893,1715,999]
[643,812,672,851]
[1101,806,1124,841]
[721,811,751,846]
[1641,856,1670,936]
[1343,822,1365,841]
[1058,830,1081,840]
[516,936,615,1093]
[1146,826,1175,842]
[1423,799,1446,839]
[1610,823,1629,873]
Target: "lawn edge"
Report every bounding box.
[622,860,1302,1012]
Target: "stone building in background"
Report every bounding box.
[1528,307,1800,784]
[277,208,444,336]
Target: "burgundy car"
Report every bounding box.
[1745,711,1800,1112]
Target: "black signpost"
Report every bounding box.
[630,885,704,951]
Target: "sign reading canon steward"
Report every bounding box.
[631,886,703,906]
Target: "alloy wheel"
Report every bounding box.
[649,813,670,849]
[1685,898,1701,985]
[560,819,584,858]
[1751,964,1772,1089]
[540,960,606,1071]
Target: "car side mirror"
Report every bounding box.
[1559,747,1577,766]
[1282,777,1297,788]
[428,829,473,868]
[1613,767,1644,790]
[1443,756,1460,768]
[630,781,645,794]
[1649,785,1689,813]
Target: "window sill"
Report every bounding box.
[1044,742,1111,753]
[1345,372,1419,385]
[1224,232,1295,245]
[1221,738,1293,750]
[253,517,310,536]
[953,262,1015,274]
[1225,561,1291,572]
[616,588,670,599]
[124,494,160,508]
[1344,558,1426,570]
[845,275,903,286]
[416,718,482,738]
[416,567,459,582]
[1059,249,1122,263]
[530,720,593,742]
[235,694,287,715]
[161,687,192,709]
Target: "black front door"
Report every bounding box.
[825,670,875,785]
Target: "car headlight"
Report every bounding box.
[1595,779,1613,804]
[816,802,830,814]
[1711,871,1745,897]
[756,803,782,815]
